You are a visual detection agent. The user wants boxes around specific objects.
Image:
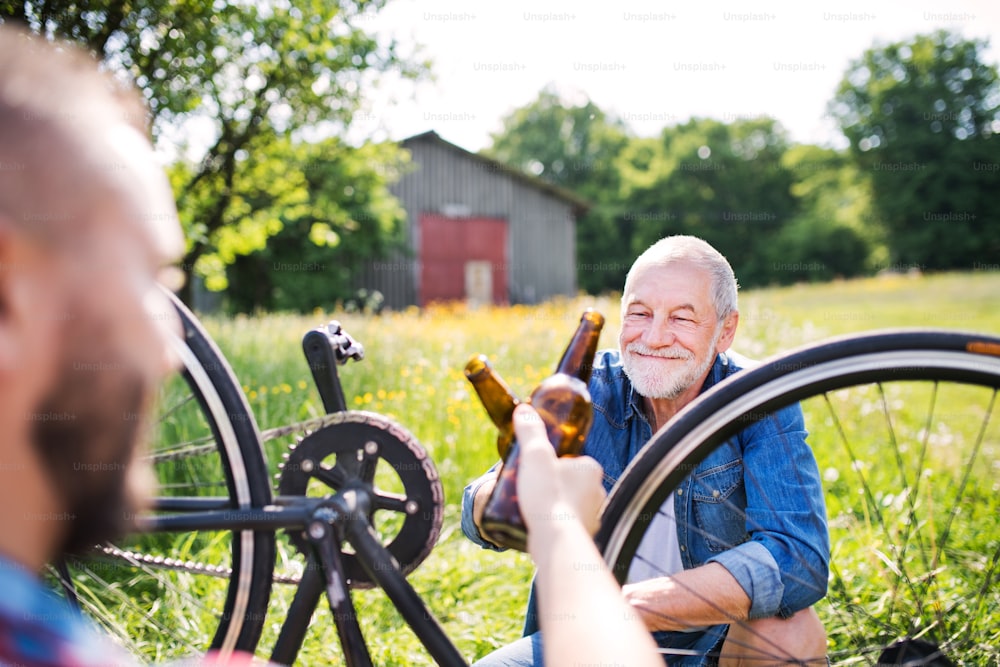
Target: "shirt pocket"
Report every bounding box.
[691,459,748,553]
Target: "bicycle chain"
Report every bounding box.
[112,418,326,585]
[109,412,442,588]
[98,543,304,586]
[149,416,329,465]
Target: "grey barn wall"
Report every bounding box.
[357,134,580,309]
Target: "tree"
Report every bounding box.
[484,86,633,294]
[1,0,428,297]
[621,117,799,286]
[829,30,1000,270]
[769,145,875,283]
[224,137,407,313]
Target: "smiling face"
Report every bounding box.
[619,261,737,401]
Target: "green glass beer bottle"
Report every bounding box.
[477,309,604,552]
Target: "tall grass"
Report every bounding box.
[84,271,1000,664]
[194,271,1000,663]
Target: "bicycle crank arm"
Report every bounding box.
[308,507,374,667]
[338,497,468,667]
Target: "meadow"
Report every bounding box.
[89,271,1000,664]
[186,270,998,664]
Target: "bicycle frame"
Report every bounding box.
[138,322,468,667]
[144,494,465,666]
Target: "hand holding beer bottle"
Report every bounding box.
[464,309,605,552]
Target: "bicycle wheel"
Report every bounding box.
[598,329,1000,665]
[57,290,276,661]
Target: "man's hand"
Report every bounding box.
[513,404,605,541]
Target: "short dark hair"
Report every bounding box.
[0,25,150,244]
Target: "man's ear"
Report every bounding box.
[0,218,57,374]
[0,221,19,371]
[716,311,739,353]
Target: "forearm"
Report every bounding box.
[622,562,751,632]
[529,507,662,667]
[460,467,503,550]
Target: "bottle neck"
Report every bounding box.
[465,355,519,429]
[555,309,604,384]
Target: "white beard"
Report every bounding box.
[621,331,720,400]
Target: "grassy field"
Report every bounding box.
[190,271,998,663]
[94,271,1000,664]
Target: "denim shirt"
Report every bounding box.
[461,349,830,623]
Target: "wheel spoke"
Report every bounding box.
[599,333,1000,664]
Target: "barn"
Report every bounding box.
[357,131,588,309]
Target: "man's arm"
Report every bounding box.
[622,562,750,631]
[722,403,830,617]
[515,405,662,667]
[624,403,829,628]
[460,464,504,550]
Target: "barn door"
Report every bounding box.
[464,260,493,307]
[419,214,508,306]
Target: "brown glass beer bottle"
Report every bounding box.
[477,309,605,551]
[464,354,520,458]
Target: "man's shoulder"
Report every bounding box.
[723,349,759,373]
[718,350,806,432]
[703,349,763,393]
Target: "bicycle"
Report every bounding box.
[56,290,1000,665]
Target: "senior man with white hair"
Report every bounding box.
[463,235,830,665]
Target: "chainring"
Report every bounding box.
[277,410,443,589]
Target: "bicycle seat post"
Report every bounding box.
[302,321,364,414]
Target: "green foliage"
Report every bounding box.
[224,138,409,313]
[485,89,883,292]
[0,0,429,295]
[486,85,627,194]
[484,86,634,294]
[767,145,876,283]
[830,30,1000,270]
[621,116,799,286]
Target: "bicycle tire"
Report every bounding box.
[597,328,1000,665]
[61,290,276,660]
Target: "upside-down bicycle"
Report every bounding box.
[56,291,1000,665]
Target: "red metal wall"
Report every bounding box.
[419,214,508,305]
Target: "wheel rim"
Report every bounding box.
[602,346,1000,664]
[55,299,274,661]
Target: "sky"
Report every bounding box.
[346,0,1000,153]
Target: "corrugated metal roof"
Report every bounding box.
[400,130,591,216]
